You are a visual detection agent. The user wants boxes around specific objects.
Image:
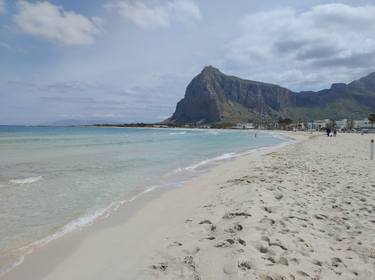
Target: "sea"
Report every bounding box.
[0,125,288,274]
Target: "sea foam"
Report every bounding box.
[9,176,43,185]
[168,131,187,135]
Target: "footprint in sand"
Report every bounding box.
[260,272,286,280]
[223,212,251,219]
[238,260,252,271]
[254,242,269,254]
[150,262,168,272]
[223,262,238,275]
[311,259,323,267]
[274,193,283,200]
[168,241,183,247]
[263,206,273,214]
[225,223,243,233]
[183,255,201,280]
[296,271,310,278]
[215,239,234,248]
[278,256,289,266]
[216,238,247,248]
[198,219,216,232]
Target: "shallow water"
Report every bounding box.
[0,126,286,272]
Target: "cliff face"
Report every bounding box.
[171,67,223,123]
[167,66,375,123]
[169,66,296,123]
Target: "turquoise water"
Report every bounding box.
[0,126,286,272]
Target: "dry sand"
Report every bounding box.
[3,132,375,280]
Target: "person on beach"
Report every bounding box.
[327,128,331,137]
[333,129,337,137]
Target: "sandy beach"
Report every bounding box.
[3,132,375,280]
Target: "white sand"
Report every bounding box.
[3,132,375,280]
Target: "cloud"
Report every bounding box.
[224,4,375,90]
[107,0,201,30]
[0,0,5,14]
[14,1,102,45]
[1,77,184,124]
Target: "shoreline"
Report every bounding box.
[4,131,374,279]
[1,130,293,279]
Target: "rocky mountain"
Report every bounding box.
[166,66,375,124]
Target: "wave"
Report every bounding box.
[30,185,157,245]
[267,131,296,142]
[168,131,187,135]
[205,131,220,135]
[185,152,237,171]
[164,154,235,176]
[170,139,295,175]
[9,176,43,185]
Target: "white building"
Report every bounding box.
[336,119,348,130]
[307,118,372,130]
[307,119,330,130]
[235,122,255,129]
[355,119,370,129]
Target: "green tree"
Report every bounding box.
[368,113,375,128]
[346,119,355,131]
[303,121,308,130]
[278,118,293,130]
[327,119,336,129]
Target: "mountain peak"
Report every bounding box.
[200,65,222,76]
[168,66,295,124]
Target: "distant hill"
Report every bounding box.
[166,66,375,124]
[44,119,121,126]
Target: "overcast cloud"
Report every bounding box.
[106,0,202,30]
[1,1,375,124]
[223,3,375,89]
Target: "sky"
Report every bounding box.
[1,0,375,125]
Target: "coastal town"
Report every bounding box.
[94,115,375,133]
[234,116,375,132]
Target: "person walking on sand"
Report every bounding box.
[327,128,331,137]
